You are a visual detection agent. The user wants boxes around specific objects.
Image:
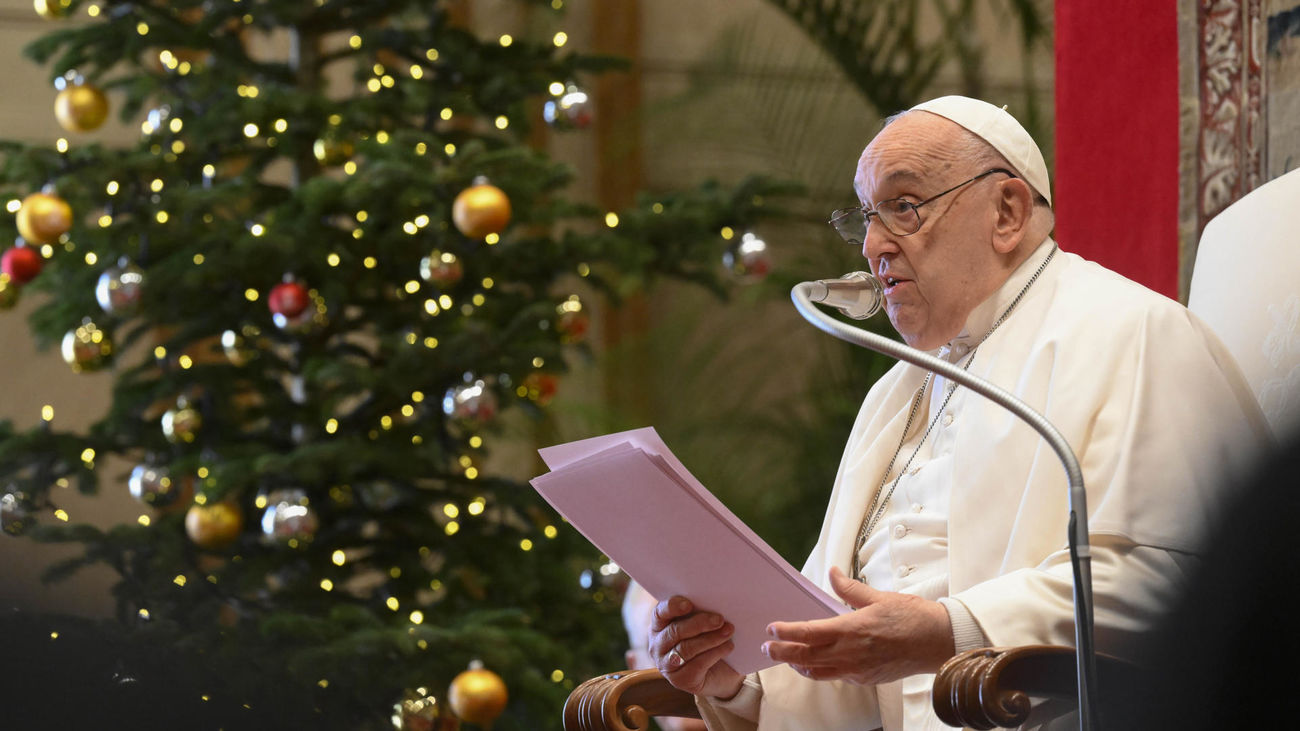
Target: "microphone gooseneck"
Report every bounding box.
[791,276,1098,731]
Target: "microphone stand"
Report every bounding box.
[792,279,1098,731]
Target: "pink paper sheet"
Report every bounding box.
[531,427,846,674]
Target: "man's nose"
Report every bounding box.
[862,221,897,270]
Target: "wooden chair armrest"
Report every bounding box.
[565,646,1140,730]
[933,645,1142,729]
[564,668,700,731]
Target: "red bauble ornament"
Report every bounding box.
[522,373,558,406]
[557,310,589,344]
[1,246,43,284]
[268,280,310,318]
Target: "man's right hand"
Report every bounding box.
[648,596,745,700]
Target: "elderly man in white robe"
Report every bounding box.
[645,96,1270,730]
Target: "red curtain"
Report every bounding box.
[1054,0,1180,299]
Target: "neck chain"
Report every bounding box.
[849,243,1058,579]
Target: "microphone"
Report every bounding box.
[805,271,885,320]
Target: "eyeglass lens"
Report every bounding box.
[830,199,919,243]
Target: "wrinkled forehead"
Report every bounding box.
[852,113,964,203]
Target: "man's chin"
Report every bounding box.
[897,329,946,352]
[886,314,925,349]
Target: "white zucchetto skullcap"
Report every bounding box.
[910,95,1052,206]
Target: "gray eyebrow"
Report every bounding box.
[854,168,925,205]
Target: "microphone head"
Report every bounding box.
[822,271,884,320]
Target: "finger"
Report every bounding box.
[766,616,843,646]
[828,566,877,609]
[762,639,831,668]
[675,623,735,665]
[650,611,726,658]
[669,639,736,688]
[650,596,694,632]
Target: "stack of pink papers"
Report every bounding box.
[531,427,846,674]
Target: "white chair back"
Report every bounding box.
[1188,167,1300,436]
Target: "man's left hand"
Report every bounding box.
[763,566,956,685]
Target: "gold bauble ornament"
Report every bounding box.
[451,179,511,240]
[162,399,202,444]
[16,191,73,245]
[61,318,113,373]
[55,84,109,132]
[33,0,70,19]
[448,665,507,727]
[185,502,243,549]
[313,137,354,166]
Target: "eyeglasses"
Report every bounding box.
[828,168,1016,244]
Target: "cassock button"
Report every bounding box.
[892,524,908,539]
[896,565,912,578]
[911,502,923,513]
[942,412,954,427]
[953,342,970,357]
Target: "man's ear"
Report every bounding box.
[991,176,1034,254]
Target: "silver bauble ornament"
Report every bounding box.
[221,325,262,366]
[442,377,498,425]
[543,82,594,130]
[722,232,772,283]
[418,250,463,288]
[1,492,34,536]
[128,464,179,508]
[95,258,144,315]
[142,105,172,136]
[358,479,403,511]
[61,317,114,373]
[162,398,202,444]
[392,686,460,731]
[259,488,319,544]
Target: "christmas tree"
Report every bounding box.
[0,1,789,727]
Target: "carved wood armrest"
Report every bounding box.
[933,645,1141,730]
[564,669,700,731]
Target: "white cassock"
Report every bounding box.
[697,239,1271,730]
